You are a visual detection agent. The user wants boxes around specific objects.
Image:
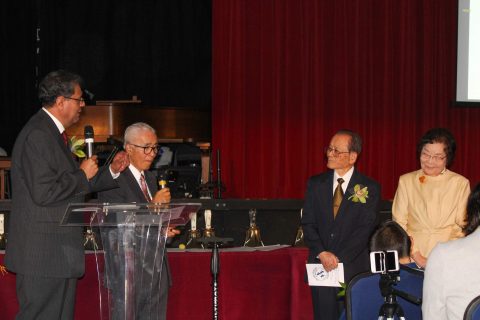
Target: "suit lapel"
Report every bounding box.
[123,169,159,202]
[39,110,77,166]
[335,169,361,220]
[123,168,149,202]
[318,170,335,224]
[145,171,158,194]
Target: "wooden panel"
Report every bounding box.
[67,105,211,143]
[0,158,11,200]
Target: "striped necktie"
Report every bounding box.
[61,131,68,147]
[140,174,152,202]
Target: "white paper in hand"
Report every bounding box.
[306,263,344,287]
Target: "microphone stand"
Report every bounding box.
[199,148,215,198]
[209,148,214,185]
[104,146,118,167]
[215,149,226,199]
[104,137,123,167]
[197,236,233,320]
[199,148,226,199]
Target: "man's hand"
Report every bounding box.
[110,151,129,174]
[153,188,171,204]
[318,251,339,272]
[166,227,181,238]
[80,155,99,180]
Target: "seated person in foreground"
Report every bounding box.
[344,220,423,320]
[369,220,417,268]
[422,183,480,320]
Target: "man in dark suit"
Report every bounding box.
[302,129,381,320]
[98,122,178,320]
[4,70,129,320]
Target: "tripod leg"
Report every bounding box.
[378,303,396,320]
[378,303,385,319]
[394,303,405,320]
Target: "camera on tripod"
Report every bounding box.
[369,250,422,319]
[370,250,400,274]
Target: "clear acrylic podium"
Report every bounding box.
[61,202,201,320]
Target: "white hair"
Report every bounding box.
[124,122,156,148]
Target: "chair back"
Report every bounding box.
[345,265,423,320]
[464,295,480,320]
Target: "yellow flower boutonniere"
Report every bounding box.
[69,136,86,158]
[348,184,369,203]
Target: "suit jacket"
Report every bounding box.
[302,169,381,282]
[422,228,480,320]
[5,109,117,278]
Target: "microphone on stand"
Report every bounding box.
[83,89,95,101]
[84,125,94,158]
[104,137,122,167]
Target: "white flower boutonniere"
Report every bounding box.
[348,184,369,203]
[69,136,86,158]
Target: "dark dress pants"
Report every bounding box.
[311,286,343,320]
[15,274,77,320]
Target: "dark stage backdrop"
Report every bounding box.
[212,0,480,200]
[0,2,38,153]
[0,0,211,153]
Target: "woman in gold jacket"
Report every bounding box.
[393,128,470,268]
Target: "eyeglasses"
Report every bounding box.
[129,143,159,155]
[325,146,350,157]
[63,96,85,103]
[420,151,446,162]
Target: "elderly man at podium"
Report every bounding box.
[98,122,179,320]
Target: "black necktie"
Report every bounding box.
[333,178,344,218]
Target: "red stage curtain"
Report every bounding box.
[212,0,480,200]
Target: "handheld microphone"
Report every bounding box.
[158,172,167,189]
[84,125,94,158]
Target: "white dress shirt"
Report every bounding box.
[333,166,354,194]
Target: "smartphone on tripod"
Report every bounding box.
[370,250,400,274]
